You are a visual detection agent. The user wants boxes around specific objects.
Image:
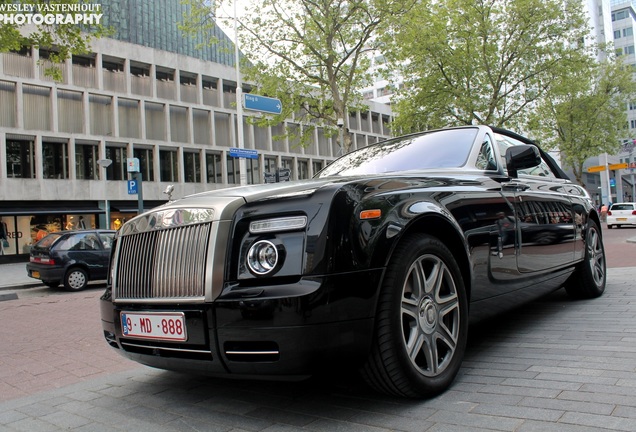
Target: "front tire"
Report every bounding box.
[64,267,88,291]
[361,233,468,398]
[564,220,606,299]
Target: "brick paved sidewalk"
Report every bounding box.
[1,268,635,431]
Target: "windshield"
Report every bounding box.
[316,128,478,178]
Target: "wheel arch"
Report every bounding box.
[383,214,473,303]
[64,261,90,277]
[588,210,602,237]
[64,263,90,279]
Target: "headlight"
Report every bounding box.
[247,240,279,275]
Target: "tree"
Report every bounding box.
[181,0,414,153]
[0,0,108,80]
[383,0,593,133]
[527,59,636,186]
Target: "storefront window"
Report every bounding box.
[0,214,97,257]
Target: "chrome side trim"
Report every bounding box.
[121,341,212,354]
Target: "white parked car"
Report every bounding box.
[607,202,636,229]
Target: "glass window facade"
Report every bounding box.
[75,142,99,180]
[184,151,201,183]
[43,141,69,179]
[100,0,236,66]
[160,148,179,182]
[206,152,222,184]
[134,147,155,182]
[6,139,36,178]
[105,145,128,180]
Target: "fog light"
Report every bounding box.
[247,240,279,275]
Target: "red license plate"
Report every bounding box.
[121,312,187,341]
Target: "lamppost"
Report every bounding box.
[215,2,246,185]
[602,152,612,205]
[234,0,247,186]
[337,117,344,156]
[97,158,112,229]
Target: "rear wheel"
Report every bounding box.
[564,220,605,299]
[64,267,88,291]
[361,233,468,398]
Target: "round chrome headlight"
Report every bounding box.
[247,240,279,275]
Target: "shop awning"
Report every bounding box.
[0,202,105,216]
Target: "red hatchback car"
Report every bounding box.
[27,229,115,290]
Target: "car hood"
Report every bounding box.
[121,172,492,233]
[168,171,489,204]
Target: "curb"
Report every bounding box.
[0,283,44,292]
[0,292,18,301]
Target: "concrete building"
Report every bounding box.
[0,0,392,261]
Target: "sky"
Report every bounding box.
[214,0,251,43]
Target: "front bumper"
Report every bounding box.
[100,270,382,378]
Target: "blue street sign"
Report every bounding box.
[229,147,259,159]
[127,179,138,195]
[243,94,282,115]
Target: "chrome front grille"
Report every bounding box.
[114,222,212,301]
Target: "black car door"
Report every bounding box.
[514,179,576,273]
[493,132,576,274]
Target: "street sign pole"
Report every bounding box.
[603,153,612,205]
[234,1,247,186]
[127,158,143,214]
[136,172,144,214]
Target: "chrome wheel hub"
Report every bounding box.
[419,297,438,332]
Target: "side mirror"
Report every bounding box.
[505,145,541,178]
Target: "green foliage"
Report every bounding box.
[527,58,636,185]
[181,0,414,152]
[0,0,110,81]
[385,0,593,133]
